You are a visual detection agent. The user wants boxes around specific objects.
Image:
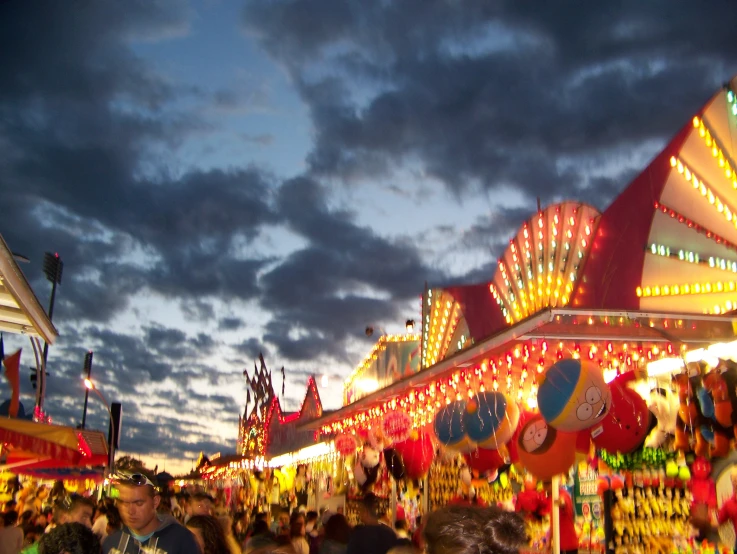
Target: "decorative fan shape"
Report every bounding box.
[421,288,470,368]
[636,78,737,314]
[489,202,601,324]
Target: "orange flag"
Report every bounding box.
[3,348,21,418]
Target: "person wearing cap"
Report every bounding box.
[103,472,200,554]
[346,494,397,554]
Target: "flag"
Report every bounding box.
[3,348,21,418]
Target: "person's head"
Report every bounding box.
[38,522,102,554]
[358,493,381,525]
[395,519,408,532]
[187,515,230,554]
[291,512,306,537]
[191,492,213,516]
[113,473,161,536]
[54,494,95,528]
[424,506,526,554]
[4,499,17,512]
[305,510,318,533]
[277,508,290,530]
[36,486,49,500]
[324,513,352,545]
[252,519,271,537]
[3,510,18,527]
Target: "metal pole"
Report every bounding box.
[81,352,93,429]
[38,277,57,412]
[551,475,561,554]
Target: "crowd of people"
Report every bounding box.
[0,475,530,554]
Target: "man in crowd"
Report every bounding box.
[22,494,95,554]
[346,494,398,554]
[103,473,199,554]
[190,492,213,517]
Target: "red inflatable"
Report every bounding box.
[591,372,651,454]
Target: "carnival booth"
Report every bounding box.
[200,356,344,516]
[298,76,737,554]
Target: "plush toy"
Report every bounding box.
[703,359,737,452]
[644,388,679,448]
[689,457,716,530]
[673,370,708,456]
[515,474,545,520]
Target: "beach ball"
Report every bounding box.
[463,392,520,449]
[516,414,576,480]
[591,373,650,454]
[434,400,474,452]
[538,358,611,432]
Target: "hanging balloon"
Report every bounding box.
[393,431,435,479]
[382,410,412,444]
[538,358,611,432]
[516,414,576,480]
[463,392,520,449]
[462,447,504,475]
[591,372,650,454]
[384,448,406,481]
[335,434,358,457]
[434,400,473,451]
[507,409,535,463]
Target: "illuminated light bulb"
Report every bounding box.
[636,287,642,297]
[693,116,700,127]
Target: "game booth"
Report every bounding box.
[292,77,737,554]
[0,235,111,498]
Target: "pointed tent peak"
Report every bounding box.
[573,76,737,311]
[299,375,323,420]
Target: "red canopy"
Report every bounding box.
[0,417,108,477]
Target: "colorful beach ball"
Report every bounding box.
[517,414,576,480]
[538,358,611,432]
[463,392,520,450]
[434,400,473,452]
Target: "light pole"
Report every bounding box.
[81,351,94,429]
[40,252,63,412]
[83,378,115,475]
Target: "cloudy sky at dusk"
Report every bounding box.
[2,0,737,473]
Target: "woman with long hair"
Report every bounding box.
[187,514,231,554]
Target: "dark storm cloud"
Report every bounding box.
[219,317,245,331]
[243,0,737,202]
[260,176,440,361]
[0,1,276,327]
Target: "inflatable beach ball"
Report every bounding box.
[517,414,576,480]
[538,358,611,432]
[463,392,520,450]
[434,400,474,452]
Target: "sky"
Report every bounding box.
[2,0,737,475]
